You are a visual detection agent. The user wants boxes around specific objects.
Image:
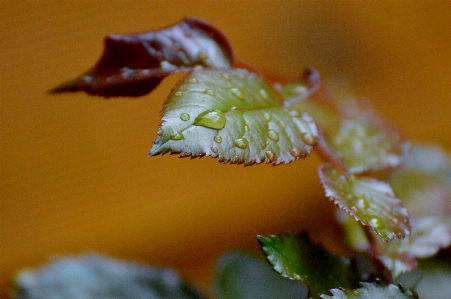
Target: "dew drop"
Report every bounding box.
[267,130,279,142]
[350,206,358,213]
[289,110,299,117]
[174,91,183,97]
[367,214,385,229]
[211,146,218,153]
[244,125,250,132]
[222,73,230,80]
[279,120,286,128]
[290,148,303,158]
[259,89,268,99]
[230,88,244,100]
[357,197,370,210]
[194,110,226,130]
[180,113,190,121]
[188,78,198,84]
[263,112,272,122]
[170,131,184,140]
[301,132,315,146]
[214,135,222,143]
[203,89,215,96]
[235,137,249,149]
[265,150,275,161]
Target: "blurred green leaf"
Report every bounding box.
[13,254,204,299]
[215,252,308,299]
[257,232,358,298]
[150,68,318,165]
[321,282,420,299]
[283,84,408,174]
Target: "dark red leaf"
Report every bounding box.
[50,18,234,97]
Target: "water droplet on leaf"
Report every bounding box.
[194,110,226,130]
[170,131,184,140]
[230,88,244,100]
[264,112,272,122]
[289,110,299,117]
[267,130,279,142]
[214,135,222,143]
[188,78,198,84]
[203,89,215,96]
[174,91,182,97]
[357,197,370,210]
[301,132,315,146]
[259,89,268,99]
[180,113,190,121]
[367,214,385,229]
[265,150,275,161]
[235,137,249,149]
[211,146,218,153]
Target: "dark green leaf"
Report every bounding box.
[50,18,234,97]
[13,254,204,299]
[149,68,318,165]
[257,232,358,298]
[215,252,308,299]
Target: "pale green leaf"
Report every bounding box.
[283,84,408,173]
[321,282,420,299]
[318,164,410,242]
[370,144,451,277]
[150,69,318,165]
[257,232,358,298]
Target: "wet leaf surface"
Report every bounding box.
[257,232,358,298]
[283,85,408,174]
[50,18,234,97]
[318,164,410,242]
[149,68,318,165]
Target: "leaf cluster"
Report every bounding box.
[42,18,451,298]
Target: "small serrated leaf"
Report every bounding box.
[257,232,358,298]
[318,164,410,242]
[321,282,420,299]
[149,68,318,165]
[13,254,204,299]
[283,84,408,174]
[50,18,234,97]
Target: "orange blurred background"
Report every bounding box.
[1,1,451,296]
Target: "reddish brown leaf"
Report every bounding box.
[50,18,234,97]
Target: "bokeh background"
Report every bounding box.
[1,1,451,296]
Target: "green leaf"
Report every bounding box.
[13,254,204,299]
[257,232,358,298]
[283,84,408,174]
[50,18,234,97]
[215,252,308,299]
[149,68,318,165]
[321,282,420,299]
[318,164,410,242]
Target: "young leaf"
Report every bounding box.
[13,254,204,299]
[318,164,410,242]
[321,282,420,299]
[370,144,451,277]
[50,18,234,97]
[149,68,318,165]
[257,232,358,298]
[282,84,408,174]
[215,252,308,299]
